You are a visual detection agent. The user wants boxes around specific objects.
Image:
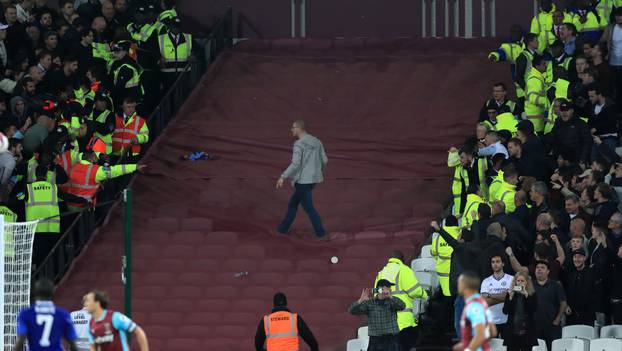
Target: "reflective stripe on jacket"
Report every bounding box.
[263,311,299,351]
[375,258,428,329]
[431,226,461,296]
[25,181,60,233]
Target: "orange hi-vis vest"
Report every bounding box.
[56,150,79,193]
[87,135,107,154]
[263,311,299,351]
[66,163,100,207]
[112,113,145,155]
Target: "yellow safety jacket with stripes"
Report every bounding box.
[450,158,488,217]
[516,50,534,99]
[495,112,519,136]
[462,193,486,229]
[0,206,16,257]
[492,181,517,213]
[158,32,192,73]
[90,109,114,154]
[25,181,60,233]
[375,258,428,329]
[431,226,460,297]
[488,170,504,203]
[525,68,549,133]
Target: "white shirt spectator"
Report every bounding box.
[480,273,513,324]
[70,307,92,351]
[478,141,509,159]
[15,4,31,23]
[611,25,622,66]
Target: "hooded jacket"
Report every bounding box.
[281,133,328,185]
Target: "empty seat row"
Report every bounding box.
[563,324,622,339]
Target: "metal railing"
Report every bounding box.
[33,7,233,282]
[421,0,498,38]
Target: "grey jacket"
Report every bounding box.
[281,133,327,184]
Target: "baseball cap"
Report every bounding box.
[165,17,182,28]
[615,7,622,16]
[112,41,131,52]
[560,101,574,111]
[0,23,8,30]
[571,250,586,257]
[376,279,395,288]
[94,91,109,101]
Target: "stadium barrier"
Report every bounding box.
[32,7,234,283]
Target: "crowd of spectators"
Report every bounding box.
[439,0,622,349]
[0,0,193,268]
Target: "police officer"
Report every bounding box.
[375,250,428,351]
[109,41,143,106]
[158,17,193,89]
[88,91,115,155]
[254,292,319,351]
[158,0,178,23]
[516,33,540,112]
[128,3,163,114]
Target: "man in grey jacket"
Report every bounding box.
[276,120,328,240]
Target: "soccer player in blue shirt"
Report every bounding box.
[15,279,79,351]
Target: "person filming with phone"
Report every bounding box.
[501,272,538,351]
[348,279,405,351]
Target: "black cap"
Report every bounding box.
[571,250,586,257]
[165,17,182,28]
[615,7,622,16]
[273,292,287,307]
[560,101,574,111]
[54,125,69,138]
[112,41,131,52]
[94,91,109,102]
[376,279,395,288]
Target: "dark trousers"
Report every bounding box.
[398,326,418,351]
[612,66,622,103]
[536,326,561,350]
[278,183,326,236]
[33,233,59,269]
[368,335,400,351]
[495,323,506,338]
[612,299,622,324]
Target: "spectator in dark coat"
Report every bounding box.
[503,272,539,351]
[587,85,618,160]
[491,200,532,263]
[480,222,508,277]
[515,121,551,181]
[593,183,618,225]
[550,101,593,164]
[561,250,601,326]
[511,190,533,233]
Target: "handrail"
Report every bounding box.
[421,0,498,38]
[33,7,234,282]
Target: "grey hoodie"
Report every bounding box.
[281,133,328,185]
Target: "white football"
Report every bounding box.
[0,133,8,153]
